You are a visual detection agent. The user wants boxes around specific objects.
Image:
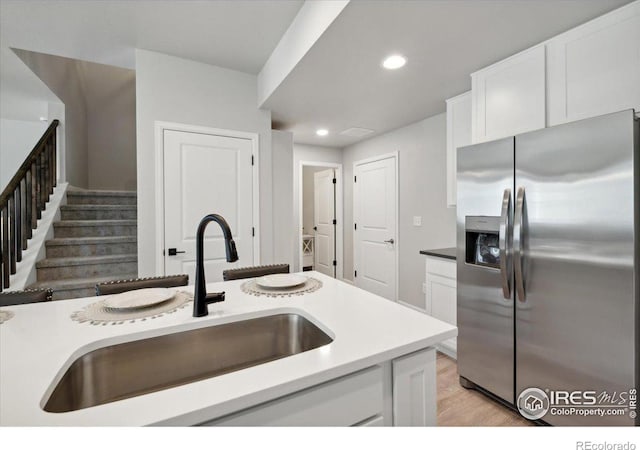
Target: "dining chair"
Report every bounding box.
[95,274,189,296]
[0,288,54,306]
[222,264,290,281]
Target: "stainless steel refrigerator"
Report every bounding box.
[456,109,639,426]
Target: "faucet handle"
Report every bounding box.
[205,291,225,305]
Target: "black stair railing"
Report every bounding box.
[0,119,59,291]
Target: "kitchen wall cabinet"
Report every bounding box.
[425,256,457,358]
[471,45,546,144]
[547,1,640,126]
[446,91,472,207]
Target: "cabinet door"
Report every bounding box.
[446,91,472,207]
[472,45,546,143]
[425,257,457,356]
[392,348,436,426]
[547,2,640,126]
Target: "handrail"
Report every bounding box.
[0,119,59,291]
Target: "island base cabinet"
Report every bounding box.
[202,366,386,426]
[392,348,437,426]
[201,348,438,426]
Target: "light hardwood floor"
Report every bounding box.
[437,352,533,426]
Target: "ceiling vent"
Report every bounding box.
[339,127,375,138]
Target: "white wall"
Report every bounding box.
[15,49,89,188]
[136,49,273,277]
[272,130,294,269]
[292,143,342,271]
[80,61,137,191]
[0,119,48,188]
[342,113,456,309]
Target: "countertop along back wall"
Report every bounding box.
[135,49,273,277]
[342,112,456,310]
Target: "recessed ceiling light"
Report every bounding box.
[316,129,329,136]
[382,54,406,70]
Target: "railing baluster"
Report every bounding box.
[43,142,50,205]
[52,135,57,188]
[9,196,16,275]
[31,162,37,229]
[20,179,27,251]
[2,205,9,289]
[25,171,32,240]
[15,188,22,262]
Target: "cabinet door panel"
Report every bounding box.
[446,91,472,207]
[547,2,640,125]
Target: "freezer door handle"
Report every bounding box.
[513,186,526,302]
[499,188,512,299]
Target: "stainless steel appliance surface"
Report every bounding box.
[456,109,639,426]
[44,313,333,413]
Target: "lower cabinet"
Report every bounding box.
[425,256,457,358]
[200,347,436,426]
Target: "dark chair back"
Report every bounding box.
[222,264,290,281]
[0,288,53,306]
[95,274,189,296]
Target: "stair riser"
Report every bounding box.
[54,225,137,238]
[66,195,137,206]
[46,242,137,258]
[61,209,137,220]
[37,261,138,281]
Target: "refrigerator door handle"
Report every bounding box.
[514,186,526,302]
[498,188,512,299]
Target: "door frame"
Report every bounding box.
[297,160,343,280]
[154,121,260,276]
[353,151,399,302]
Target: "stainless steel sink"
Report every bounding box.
[44,313,333,413]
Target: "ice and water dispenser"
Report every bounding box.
[465,216,501,268]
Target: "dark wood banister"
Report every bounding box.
[0,119,59,291]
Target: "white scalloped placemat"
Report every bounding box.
[240,277,322,298]
[71,291,192,326]
[0,309,15,325]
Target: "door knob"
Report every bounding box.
[167,248,186,256]
[384,238,395,244]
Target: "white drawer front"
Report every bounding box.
[202,366,383,426]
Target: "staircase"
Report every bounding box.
[29,188,138,300]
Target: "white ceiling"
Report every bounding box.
[265,0,633,147]
[0,0,303,73]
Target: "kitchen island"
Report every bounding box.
[0,272,456,426]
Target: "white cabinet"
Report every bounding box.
[471,45,546,144]
[547,1,640,126]
[392,348,437,426]
[425,256,457,358]
[446,91,471,207]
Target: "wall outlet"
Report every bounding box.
[413,216,422,226]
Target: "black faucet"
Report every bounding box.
[193,214,239,317]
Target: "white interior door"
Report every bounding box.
[163,129,254,282]
[354,155,397,300]
[313,169,336,277]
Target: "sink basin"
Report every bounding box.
[43,313,333,413]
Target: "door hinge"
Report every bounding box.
[333,260,337,267]
[354,175,357,183]
[252,227,255,237]
[354,270,357,278]
[251,155,254,166]
[332,178,336,184]
[332,219,337,225]
[354,223,357,230]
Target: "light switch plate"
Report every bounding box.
[413,216,422,226]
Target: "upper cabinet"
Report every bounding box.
[446,91,471,207]
[547,1,640,126]
[471,45,546,144]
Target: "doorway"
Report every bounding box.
[298,161,343,279]
[353,152,398,301]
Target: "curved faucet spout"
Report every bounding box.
[193,214,239,317]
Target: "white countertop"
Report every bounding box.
[0,272,456,426]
